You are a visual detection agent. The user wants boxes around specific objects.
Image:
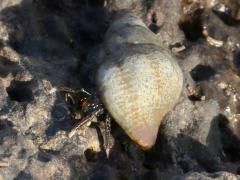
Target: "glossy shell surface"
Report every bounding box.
[96,12,183,149]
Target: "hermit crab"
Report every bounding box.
[61,11,183,156]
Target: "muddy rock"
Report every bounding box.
[173,171,240,180]
[0,0,240,179]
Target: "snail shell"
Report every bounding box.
[95,11,183,149]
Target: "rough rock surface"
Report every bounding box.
[0,0,240,179]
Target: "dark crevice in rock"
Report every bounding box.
[190,65,216,81]
[6,80,34,102]
[0,119,18,146]
[188,94,203,101]
[17,148,27,159]
[84,148,102,162]
[232,49,240,75]
[0,119,13,131]
[149,12,160,34]
[179,9,204,42]
[13,171,33,180]
[37,151,52,162]
[217,114,240,162]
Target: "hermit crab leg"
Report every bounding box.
[68,108,104,138]
[65,92,76,105]
[58,86,91,96]
[58,87,77,104]
[104,114,112,158]
[79,88,91,96]
[58,86,91,108]
[58,86,76,93]
[68,114,96,138]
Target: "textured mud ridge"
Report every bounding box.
[0,0,240,179]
